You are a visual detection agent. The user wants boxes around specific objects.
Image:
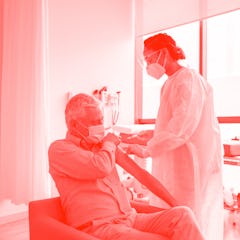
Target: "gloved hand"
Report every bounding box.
[102,133,121,147]
[127,144,150,158]
[120,130,153,146]
[138,130,153,139]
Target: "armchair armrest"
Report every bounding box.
[29,214,98,240]
[29,198,99,240]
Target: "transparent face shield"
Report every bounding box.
[137,49,166,69]
[137,49,167,80]
[137,50,162,69]
[138,45,188,70]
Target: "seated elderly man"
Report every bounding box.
[48,93,205,240]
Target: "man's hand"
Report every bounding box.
[102,133,121,146]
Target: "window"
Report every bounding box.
[135,10,240,123]
[207,10,240,117]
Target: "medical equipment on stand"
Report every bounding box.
[93,86,121,131]
[101,90,120,128]
[223,150,240,227]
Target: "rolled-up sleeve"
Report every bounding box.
[49,140,116,180]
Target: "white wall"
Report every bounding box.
[47,0,135,143]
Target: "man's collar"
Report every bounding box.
[66,131,81,146]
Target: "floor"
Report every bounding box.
[0,218,29,240]
[0,210,239,240]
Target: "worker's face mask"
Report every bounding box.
[146,63,165,79]
[145,51,166,80]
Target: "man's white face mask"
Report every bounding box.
[145,50,166,80]
[78,122,105,140]
[75,122,105,150]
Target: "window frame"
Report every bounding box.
[134,14,240,124]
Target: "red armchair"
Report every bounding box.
[28,197,163,240]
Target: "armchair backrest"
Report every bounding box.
[28,197,99,240]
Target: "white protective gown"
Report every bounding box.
[147,67,224,240]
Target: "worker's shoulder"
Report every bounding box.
[177,67,203,84]
[178,67,199,78]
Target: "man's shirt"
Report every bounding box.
[48,133,135,228]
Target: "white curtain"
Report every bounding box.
[0,0,50,204]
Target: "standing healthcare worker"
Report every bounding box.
[126,33,224,240]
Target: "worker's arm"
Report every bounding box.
[116,147,179,207]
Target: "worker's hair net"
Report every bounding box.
[65,93,101,130]
[144,33,185,60]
